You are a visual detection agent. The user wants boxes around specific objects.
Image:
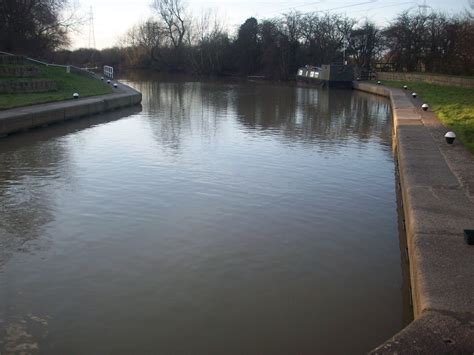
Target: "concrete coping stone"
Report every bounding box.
[0,81,141,136]
[353,81,474,353]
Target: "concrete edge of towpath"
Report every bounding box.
[353,82,474,354]
[0,80,142,137]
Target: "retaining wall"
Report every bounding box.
[0,65,41,77]
[353,82,474,353]
[0,83,141,136]
[0,79,57,93]
[376,72,474,89]
[0,55,26,65]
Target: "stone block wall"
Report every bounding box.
[0,55,26,65]
[0,66,41,77]
[0,55,58,93]
[0,80,57,93]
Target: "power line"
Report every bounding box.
[265,0,325,15]
[231,0,416,28]
[352,0,415,20]
[264,0,379,16]
[312,0,379,13]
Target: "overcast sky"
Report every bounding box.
[69,0,472,49]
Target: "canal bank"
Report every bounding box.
[0,82,141,136]
[353,82,474,353]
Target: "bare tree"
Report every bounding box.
[115,6,472,76]
[189,9,230,75]
[383,11,473,74]
[151,0,188,49]
[281,11,303,76]
[349,21,382,72]
[148,0,191,70]
[301,13,355,65]
[122,19,165,66]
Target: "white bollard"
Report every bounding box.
[444,132,456,144]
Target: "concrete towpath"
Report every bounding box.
[353,82,474,353]
[0,81,141,137]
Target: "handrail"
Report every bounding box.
[0,50,96,76]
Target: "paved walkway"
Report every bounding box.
[353,82,474,353]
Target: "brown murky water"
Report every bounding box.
[0,76,410,354]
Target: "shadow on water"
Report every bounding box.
[395,161,415,326]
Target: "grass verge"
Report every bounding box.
[0,65,113,110]
[384,80,474,153]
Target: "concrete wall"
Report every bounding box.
[377,72,474,89]
[0,83,142,136]
[353,82,474,353]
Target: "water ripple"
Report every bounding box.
[0,79,403,355]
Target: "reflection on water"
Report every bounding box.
[0,107,142,269]
[0,75,408,354]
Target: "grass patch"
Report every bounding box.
[0,65,113,110]
[383,80,474,153]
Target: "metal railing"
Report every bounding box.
[0,51,116,81]
[103,65,114,79]
[0,50,97,77]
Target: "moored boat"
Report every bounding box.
[297,64,353,88]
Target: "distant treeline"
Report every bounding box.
[2,0,473,78]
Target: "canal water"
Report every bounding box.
[0,76,409,354]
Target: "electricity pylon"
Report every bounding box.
[88,6,96,49]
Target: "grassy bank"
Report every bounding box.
[0,65,113,110]
[384,80,474,153]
